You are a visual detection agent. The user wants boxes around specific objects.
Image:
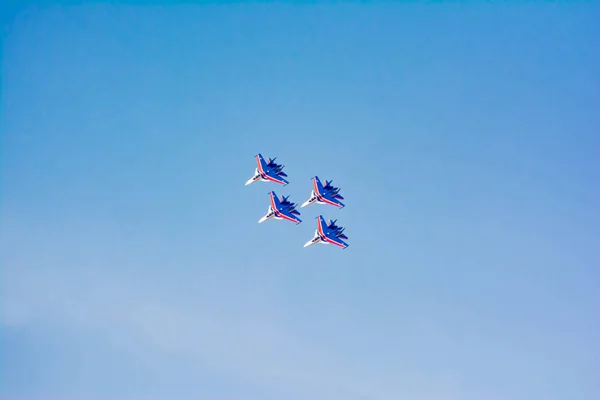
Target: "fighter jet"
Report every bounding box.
[301,176,345,209]
[304,215,349,249]
[258,191,302,224]
[245,154,289,186]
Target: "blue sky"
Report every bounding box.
[1,2,598,400]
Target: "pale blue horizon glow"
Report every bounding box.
[1,3,599,400]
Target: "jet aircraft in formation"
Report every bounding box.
[259,191,302,225]
[245,153,349,249]
[245,154,289,186]
[304,216,349,249]
[301,176,345,209]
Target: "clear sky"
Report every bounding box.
[1,2,598,400]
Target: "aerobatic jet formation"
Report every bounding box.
[301,176,345,209]
[258,191,302,225]
[245,154,349,249]
[304,215,349,249]
[245,154,289,186]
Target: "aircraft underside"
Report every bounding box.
[304,230,326,247]
[246,168,267,186]
[301,191,327,208]
[258,206,278,223]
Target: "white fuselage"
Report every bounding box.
[245,168,266,186]
[258,206,281,223]
[301,190,325,208]
[303,229,326,247]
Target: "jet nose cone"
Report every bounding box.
[245,178,254,186]
[301,200,311,208]
[258,215,268,223]
[303,240,313,248]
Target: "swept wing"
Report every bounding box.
[317,215,348,248]
[256,154,289,185]
[269,191,302,224]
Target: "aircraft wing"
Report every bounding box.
[270,192,302,224]
[256,154,289,185]
[313,176,344,208]
[317,216,348,248]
